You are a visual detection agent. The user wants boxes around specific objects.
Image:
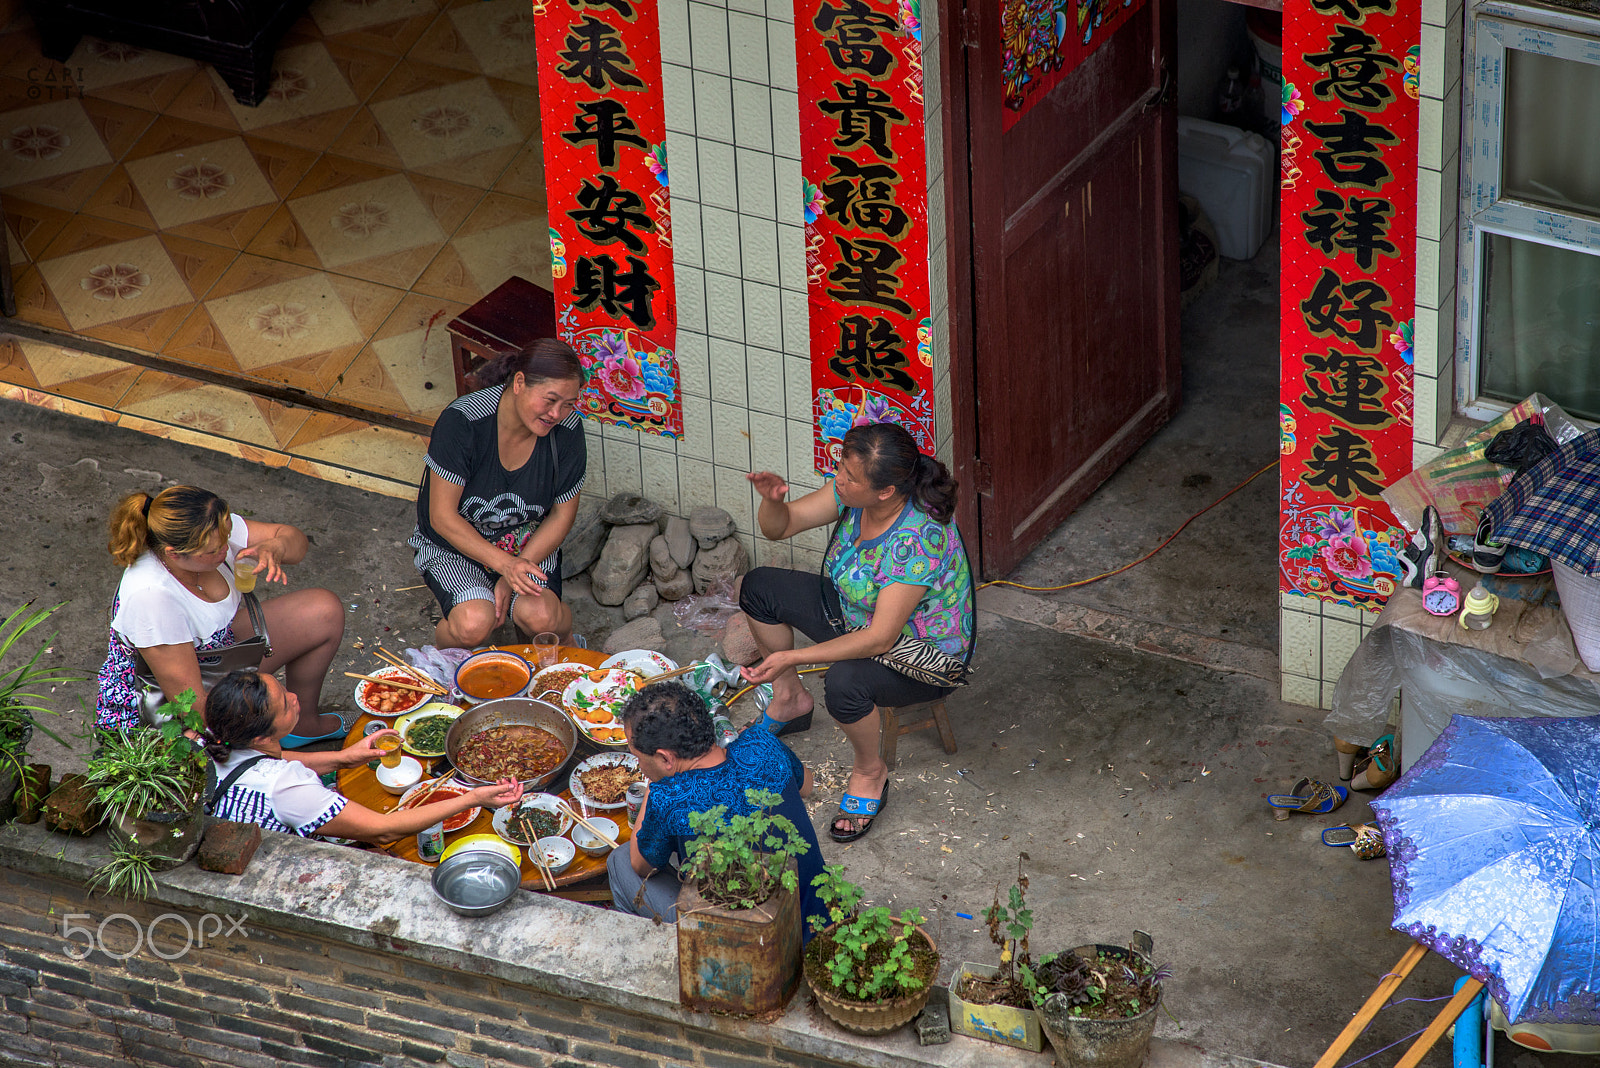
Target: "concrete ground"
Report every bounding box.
[0,246,1538,1068]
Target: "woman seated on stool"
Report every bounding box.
[95,486,348,747]
[740,423,974,844]
[202,668,523,843]
[410,339,588,649]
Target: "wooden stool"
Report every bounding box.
[879,700,957,770]
[445,276,557,397]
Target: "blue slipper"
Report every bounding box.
[831,781,888,843]
[282,710,358,750]
[758,710,813,737]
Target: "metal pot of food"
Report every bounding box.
[445,697,578,791]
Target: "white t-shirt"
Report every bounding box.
[110,515,251,649]
[210,748,347,837]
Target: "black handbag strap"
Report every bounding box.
[238,591,271,656]
[207,754,269,815]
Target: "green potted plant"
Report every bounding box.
[1031,932,1170,1068]
[85,689,211,895]
[677,788,812,1015]
[948,854,1045,1051]
[803,863,938,1035]
[0,602,78,821]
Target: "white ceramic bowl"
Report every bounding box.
[532,836,576,876]
[571,816,619,858]
[599,649,678,678]
[374,755,424,794]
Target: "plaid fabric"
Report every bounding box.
[1484,428,1600,575]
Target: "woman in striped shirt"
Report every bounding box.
[203,669,522,842]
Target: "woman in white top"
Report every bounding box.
[95,485,346,746]
[203,668,521,843]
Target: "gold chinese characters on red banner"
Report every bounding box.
[536,0,682,438]
[1278,0,1419,607]
[796,0,936,473]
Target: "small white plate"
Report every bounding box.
[397,778,479,832]
[569,752,640,810]
[492,793,574,845]
[354,666,433,719]
[599,649,678,678]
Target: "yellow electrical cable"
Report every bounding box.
[978,459,1278,593]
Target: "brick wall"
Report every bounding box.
[0,868,850,1068]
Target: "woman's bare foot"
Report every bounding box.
[294,710,343,738]
[762,675,815,724]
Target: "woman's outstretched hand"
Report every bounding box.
[476,778,525,810]
[236,542,288,584]
[747,470,790,504]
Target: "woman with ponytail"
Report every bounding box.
[203,669,520,843]
[739,423,974,843]
[95,486,346,745]
[410,339,587,648]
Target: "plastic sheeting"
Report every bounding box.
[1325,571,1600,746]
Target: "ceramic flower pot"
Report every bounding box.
[803,923,939,1036]
[1037,943,1160,1068]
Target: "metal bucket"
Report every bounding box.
[444,697,577,790]
[677,863,802,1016]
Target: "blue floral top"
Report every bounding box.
[823,489,974,657]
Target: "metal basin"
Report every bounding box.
[430,849,521,917]
[444,696,577,790]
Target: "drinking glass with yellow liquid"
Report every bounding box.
[374,733,403,769]
[233,558,258,594]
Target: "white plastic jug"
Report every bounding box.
[1176,117,1275,261]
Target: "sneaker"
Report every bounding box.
[1473,512,1507,574]
[1398,506,1437,589]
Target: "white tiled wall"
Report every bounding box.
[1280,0,1463,709]
[580,0,950,570]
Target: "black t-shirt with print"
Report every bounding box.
[413,385,587,557]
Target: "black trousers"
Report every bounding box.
[738,567,952,723]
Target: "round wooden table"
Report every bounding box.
[334,645,633,899]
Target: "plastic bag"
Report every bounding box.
[1382,394,1585,536]
[1486,419,1558,475]
[402,645,472,690]
[671,579,741,635]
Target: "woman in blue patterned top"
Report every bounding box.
[739,423,974,843]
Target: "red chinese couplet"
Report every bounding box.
[1000,0,1148,132]
[536,0,682,438]
[796,0,935,474]
[1278,0,1419,607]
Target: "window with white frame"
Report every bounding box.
[1464,10,1600,423]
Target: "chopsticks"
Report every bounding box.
[639,663,700,686]
[372,648,449,695]
[517,812,557,891]
[554,799,620,849]
[343,671,441,696]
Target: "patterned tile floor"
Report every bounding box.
[0,0,554,494]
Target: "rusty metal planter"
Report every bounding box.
[676,863,801,1016]
[1038,936,1160,1068]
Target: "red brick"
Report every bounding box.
[198,822,261,875]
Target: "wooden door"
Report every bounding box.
[940,0,1182,578]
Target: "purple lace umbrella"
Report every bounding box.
[1371,713,1600,1024]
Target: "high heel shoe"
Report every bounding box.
[1333,737,1368,782]
[1351,734,1398,791]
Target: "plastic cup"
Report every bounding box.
[375,734,403,769]
[534,632,560,668]
[233,558,257,593]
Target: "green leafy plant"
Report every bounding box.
[682,788,811,911]
[808,864,931,1002]
[1025,946,1170,1019]
[86,688,206,823]
[88,848,158,900]
[0,601,81,778]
